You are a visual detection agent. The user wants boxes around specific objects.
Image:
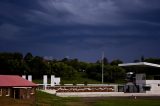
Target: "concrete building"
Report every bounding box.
[119,62,160,93]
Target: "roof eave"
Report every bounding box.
[118,62,160,68]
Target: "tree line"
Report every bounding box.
[0,52,160,82]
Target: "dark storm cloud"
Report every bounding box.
[0,0,160,62]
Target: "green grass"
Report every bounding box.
[32,79,43,84]
[1,91,160,106]
[93,98,160,106]
[62,77,102,84]
[33,77,101,85]
[36,91,160,106]
[36,90,82,106]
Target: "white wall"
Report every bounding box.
[28,75,32,82]
[54,77,60,85]
[146,80,160,93]
[50,75,60,86]
[43,75,48,85]
[22,75,26,79]
[51,75,55,86]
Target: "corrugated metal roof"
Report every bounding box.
[0,75,38,87]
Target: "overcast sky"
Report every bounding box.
[0,0,160,62]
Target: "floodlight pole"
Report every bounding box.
[102,52,104,84]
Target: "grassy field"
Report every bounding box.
[1,91,160,106]
[93,97,160,106]
[33,77,102,84]
[62,78,102,84]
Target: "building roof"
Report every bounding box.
[118,62,160,68]
[0,75,38,87]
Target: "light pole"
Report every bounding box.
[102,52,104,84]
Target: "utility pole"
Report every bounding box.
[102,52,104,84]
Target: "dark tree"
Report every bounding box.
[103,57,109,65]
[110,59,123,66]
[24,52,33,61]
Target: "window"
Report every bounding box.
[0,88,2,96]
[143,85,151,91]
[6,88,10,96]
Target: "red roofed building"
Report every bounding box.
[0,75,37,99]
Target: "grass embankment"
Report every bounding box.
[33,77,101,84]
[62,78,101,84]
[1,91,160,106]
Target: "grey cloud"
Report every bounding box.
[26,0,160,26]
[131,20,160,26]
[26,0,123,25]
[114,0,160,12]
[0,23,21,40]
